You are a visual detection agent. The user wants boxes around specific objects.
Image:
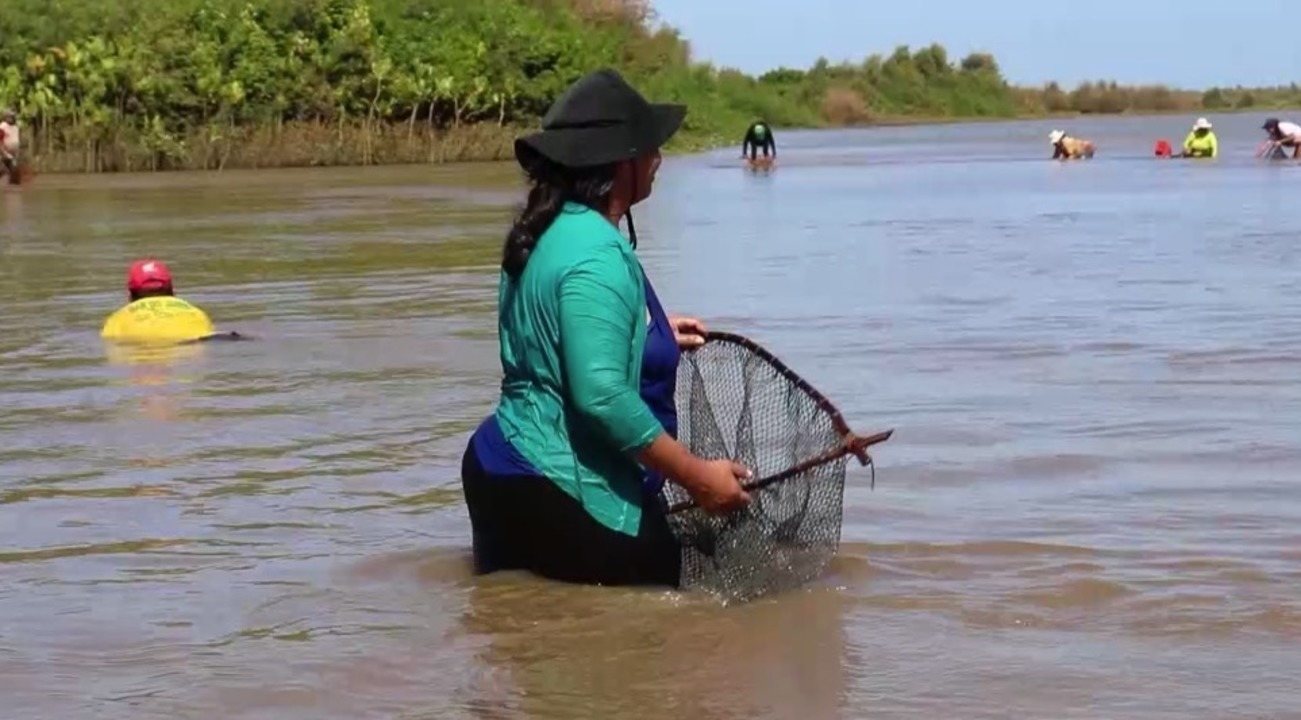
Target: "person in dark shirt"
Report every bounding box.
[741,120,777,162]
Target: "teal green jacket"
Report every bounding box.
[494,202,664,536]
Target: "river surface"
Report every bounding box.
[2,113,1300,719]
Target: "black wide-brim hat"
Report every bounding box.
[515,68,686,169]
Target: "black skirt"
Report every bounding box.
[460,443,681,587]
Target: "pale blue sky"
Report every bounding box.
[651,0,1299,88]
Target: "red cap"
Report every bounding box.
[127,259,174,294]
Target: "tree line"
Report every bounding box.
[0,0,1295,173]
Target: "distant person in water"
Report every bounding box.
[1049,130,1095,160]
[1181,117,1218,158]
[0,110,21,184]
[741,120,777,163]
[1262,118,1301,159]
[101,259,218,343]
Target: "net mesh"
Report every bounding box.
[660,333,885,603]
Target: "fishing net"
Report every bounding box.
[661,332,892,603]
[1257,141,1290,160]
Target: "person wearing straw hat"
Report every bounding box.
[459,68,751,587]
[1049,129,1095,160]
[1181,117,1218,158]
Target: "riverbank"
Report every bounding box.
[19,107,1295,177]
[10,0,1295,177]
[25,122,519,174]
[857,105,1301,129]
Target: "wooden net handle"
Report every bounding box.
[665,332,893,515]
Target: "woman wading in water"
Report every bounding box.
[460,69,751,586]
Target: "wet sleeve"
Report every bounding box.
[557,246,663,454]
[1182,132,1195,152]
[1210,134,1218,157]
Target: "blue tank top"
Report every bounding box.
[638,277,680,495]
[471,275,680,496]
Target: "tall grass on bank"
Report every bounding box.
[30,121,517,173]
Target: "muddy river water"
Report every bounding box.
[2,113,1300,718]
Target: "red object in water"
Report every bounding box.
[127,259,174,294]
[1154,139,1173,157]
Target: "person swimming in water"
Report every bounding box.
[101,259,222,343]
[1049,130,1095,160]
[1262,118,1301,159]
[742,120,777,164]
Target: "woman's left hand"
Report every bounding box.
[669,315,707,349]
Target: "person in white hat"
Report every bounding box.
[1182,117,1218,158]
[1049,129,1095,160]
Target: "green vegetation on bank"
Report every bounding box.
[758,48,1016,124]
[1013,80,1301,115]
[1,0,1296,173]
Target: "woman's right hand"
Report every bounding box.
[687,459,752,515]
[635,434,752,515]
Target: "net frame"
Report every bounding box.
[665,332,891,514]
[659,331,893,601]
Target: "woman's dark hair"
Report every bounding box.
[502,146,617,278]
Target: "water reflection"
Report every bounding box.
[2,188,24,238]
[458,579,851,720]
[101,339,209,424]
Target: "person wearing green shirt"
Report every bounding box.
[1182,117,1218,158]
[460,69,752,587]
